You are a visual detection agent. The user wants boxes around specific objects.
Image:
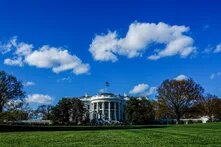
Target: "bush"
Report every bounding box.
[188,120,193,124]
[197,120,202,123]
[179,120,185,124]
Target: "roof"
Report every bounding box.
[98,93,115,96]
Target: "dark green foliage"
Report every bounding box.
[187,120,193,124]
[51,98,85,125]
[126,98,154,124]
[157,79,204,122]
[197,120,202,123]
[0,71,25,112]
[0,110,28,122]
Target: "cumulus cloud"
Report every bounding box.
[0,36,17,54]
[89,32,119,62]
[4,57,23,67]
[210,72,221,80]
[15,42,33,56]
[25,45,90,75]
[129,84,148,94]
[214,43,221,53]
[0,37,89,75]
[0,36,33,56]
[146,86,157,96]
[2,37,33,67]
[23,81,35,87]
[174,74,188,81]
[89,22,195,62]
[129,83,156,96]
[26,94,52,104]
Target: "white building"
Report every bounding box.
[81,93,129,122]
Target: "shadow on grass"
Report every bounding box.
[0,124,170,132]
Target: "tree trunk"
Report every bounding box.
[0,105,3,113]
[176,114,181,124]
[208,115,212,122]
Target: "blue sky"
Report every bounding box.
[0,0,221,106]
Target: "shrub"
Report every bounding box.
[188,120,193,124]
[197,120,202,123]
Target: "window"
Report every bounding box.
[116,103,119,110]
[94,103,97,109]
[104,102,108,109]
[110,102,114,109]
[99,102,102,109]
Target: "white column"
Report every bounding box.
[91,103,95,119]
[108,102,111,120]
[118,102,120,121]
[92,103,95,120]
[121,103,123,120]
[97,102,99,119]
[114,102,117,120]
[102,102,104,119]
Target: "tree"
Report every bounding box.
[125,98,154,124]
[157,79,204,123]
[4,99,25,111]
[0,71,25,112]
[51,98,85,125]
[0,110,28,122]
[36,105,53,120]
[153,100,171,120]
[199,94,221,121]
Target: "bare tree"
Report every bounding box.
[157,78,204,123]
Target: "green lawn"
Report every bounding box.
[0,123,221,146]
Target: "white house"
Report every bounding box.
[80,93,128,122]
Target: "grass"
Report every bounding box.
[0,123,221,146]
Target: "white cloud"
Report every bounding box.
[148,38,195,60]
[23,81,35,87]
[214,43,221,53]
[4,57,23,67]
[0,36,33,56]
[210,72,221,80]
[25,45,89,75]
[146,87,157,96]
[15,42,33,56]
[0,36,17,54]
[26,94,52,104]
[1,37,89,75]
[89,22,195,62]
[89,32,118,62]
[129,83,156,96]
[129,84,149,94]
[72,63,90,75]
[174,74,188,81]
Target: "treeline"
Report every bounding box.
[0,70,221,125]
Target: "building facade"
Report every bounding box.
[81,93,129,122]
